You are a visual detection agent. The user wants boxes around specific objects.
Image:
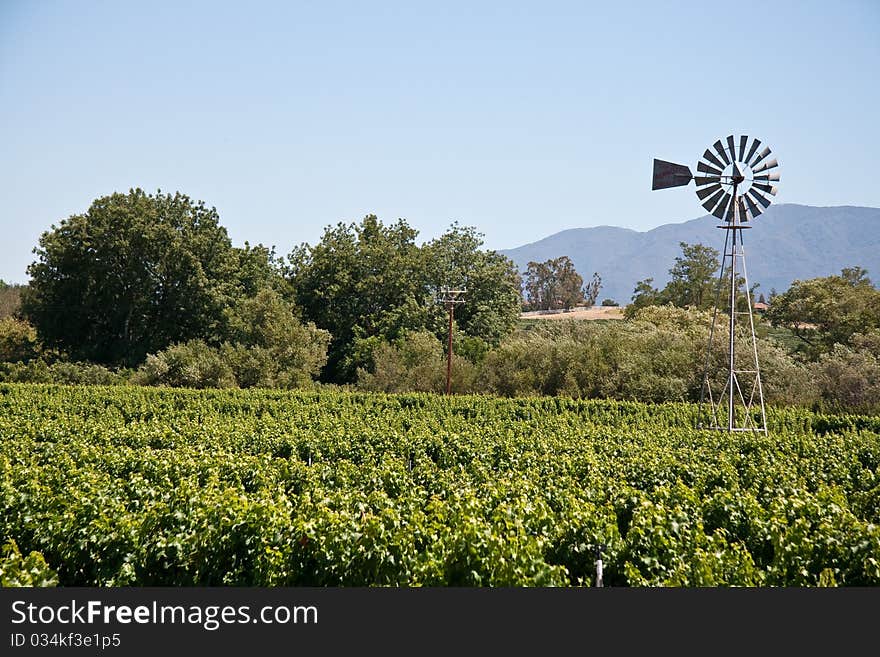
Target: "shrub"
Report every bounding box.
[224,288,330,388]
[0,317,39,363]
[357,331,477,393]
[133,340,236,389]
[811,341,880,414]
[0,359,124,385]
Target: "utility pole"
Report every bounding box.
[439,287,466,395]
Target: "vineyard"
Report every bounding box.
[1,383,879,586]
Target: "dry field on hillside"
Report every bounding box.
[520,306,625,321]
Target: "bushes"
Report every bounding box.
[0,317,39,363]
[476,307,707,402]
[133,340,236,389]
[357,331,478,394]
[133,289,331,390]
[0,359,124,385]
[353,306,855,410]
[225,288,330,388]
[810,337,880,414]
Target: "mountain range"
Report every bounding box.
[498,204,880,304]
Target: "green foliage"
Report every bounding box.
[1,540,58,587]
[357,330,477,394]
[288,217,520,383]
[1,384,878,586]
[664,242,721,309]
[626,242,724,319]
[224,288,330,388]
[523,256,597,311]
[0,359,124,385]
[479,306,816,407]
[0,282,25,320]
[133,340,237,389]
[625,278,661,319]
[601,298,619,307]
[422,223,522,346]
[132,290,330,390]
[0,317,39,363]
[287,215,429,383]
[766,267,880,358]
[810,332,880,413]
[22,189,282,366]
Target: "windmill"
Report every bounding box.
[652,135,780,432]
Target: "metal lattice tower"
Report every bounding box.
[652,135,780,432]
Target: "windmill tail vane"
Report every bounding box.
[651,135,781,434]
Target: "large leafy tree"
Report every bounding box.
[766,267,880,357]
[663,242,721,309]
[288,217,522,383]
[421,223,522,346]
[625,242,724,319]
[287,215,427,382]
[22,188,276,365]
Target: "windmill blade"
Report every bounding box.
[738,135,748,162]
[714,140,730,165]
[744,138,761,166]
[652,159,693,190]
[752,182,778,196]
[753,158,778,173]
[696,183,722,200]
[725,196,737,222]
[701,188,726,212]
[694,175,721,186]
[751,146,771,168]
[748,189,772,208]
[737,196,749,222]
[712,192,732,219]
[702,149,725,170]
[726,135,737,163]
[697,161,723,176]
[754,172,781,182]
[744,193,762,219]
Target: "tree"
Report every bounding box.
[224,288,330,388]
[625,242,732,319]
[0,281,25,320]
[664,242,720,309]
[523,256,589,311]
[583,272,602,308]
[625,278,660,319]
[22,188,279,366]
[523,260,553,310]
[357,330,477,394]
[765,268,880,357]
[288,217,522,383]
[421,223,521,347]
[286,215,427,383]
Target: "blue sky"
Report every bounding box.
[1,0,878,283]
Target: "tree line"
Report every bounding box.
[2,188,522,386]
[1,187,878,412]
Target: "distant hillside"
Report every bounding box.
[499,204,880,304]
